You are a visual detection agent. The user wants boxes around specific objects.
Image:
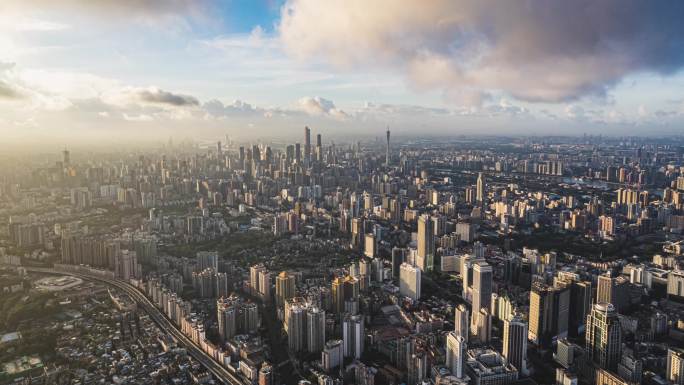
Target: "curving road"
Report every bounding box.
[23,267,247,385]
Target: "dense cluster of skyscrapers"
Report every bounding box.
[4,134,684,385]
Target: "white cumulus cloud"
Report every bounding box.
[298,96,348,120]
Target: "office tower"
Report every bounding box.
[322,340,344,372]
[395,336,412,370]
[495,294,515,322]
[616,188,638,206]
[133,237,157,263]
[250,265,266,293]
[197,251,218,271]
[216,272,229,298]
[461,254,474,300]
[331,277,345,314]
[432,213,446,235]
[651,312,668,336]
[115,250,140,280]
[456,222,474,243]
[353,361,375,385]
[304,126,311,163]
[473,241,485,259]
[295,142,301,163]
[351,217,364,248]
[528,282,570,348]
[598,215,615,238]
[586,303,622,371]
[251,144,261,164]
[344,299,359,316]
[236,145,244,162]
[490,292,500,319]
[390,196,402,223]
[276,271,296,308]
[192,268,216,298]
[371,257,383,282]
[454,304,469,342]
[166,274,183,294]
[345,275,360,298]
[667,348,684,385]
[597,272,629,312]
[350,261,360,278]
[669,269,684,300]
[595,368,628,385]
[285,298,307,352]
[399,262,421,300]
[475,308,492,344]
[217,297,237,342]
[217,295,258,338]
[476,172,485,203]
[258,269,271,302]
[555,273,593,337]
[62,147,70,165]
[555,368,578,385]
[555,339,575,368]
[555,282,571,342]
[441,253,460,273]
[342,275,361,314]
[316,133,322,162]
[417,215,435,272]
[446,332,466,378]
[391,247,405,280]
[332,275,359,315]
[408,351,427,385]
[70,187,92,210]
[243,302,259,334]
[386,128,391,166]
[306,307,326,353]
[363,191,373,211]
[250,263,270,301]
[343,313,364,359]
[570,281,592,336]
[465,186,475,204]
[192,268,230,298]
[471,262,492,329]
[285,144,294,165]
[364,233,376,258]
[617,350,643,384]
[350,192,361,216]
[187,215,204,235]
[503,314,528,375]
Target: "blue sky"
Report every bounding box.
[217,0,282,34]
[0,0,683,144]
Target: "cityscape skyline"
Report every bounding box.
[3,131,684,385]
[3,3,684,385]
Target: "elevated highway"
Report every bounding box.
[22,267,246,385]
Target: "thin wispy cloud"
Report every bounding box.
[135,88,200,107]
[0,80,23,99]
[14,18,70,32]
